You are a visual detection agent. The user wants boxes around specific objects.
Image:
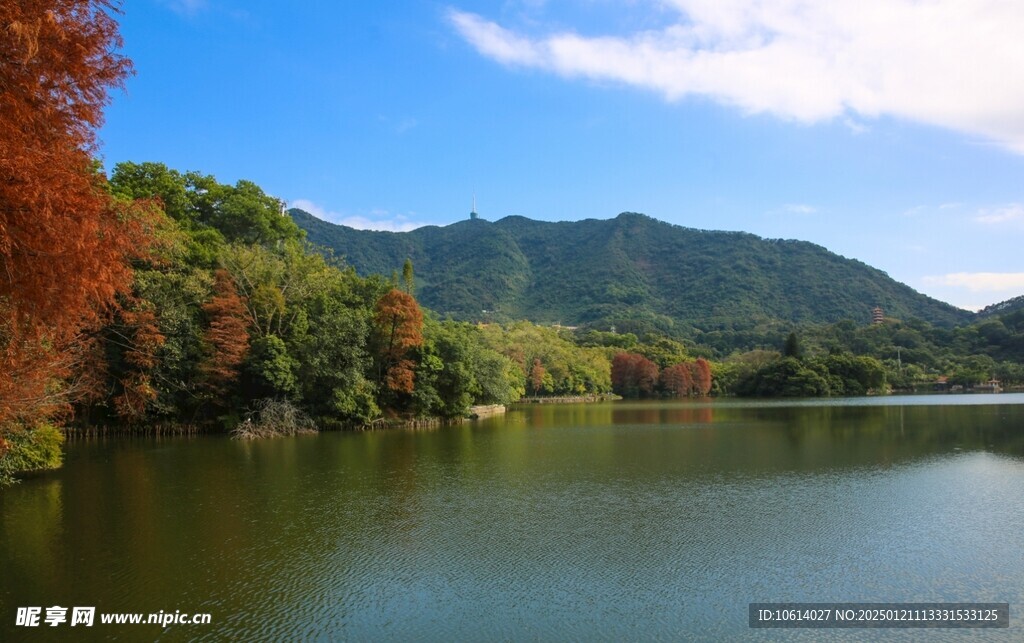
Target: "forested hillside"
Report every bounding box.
[292,210,971,334]
[977,295,1024,319]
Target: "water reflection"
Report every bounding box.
[510,398,1024,478]
[1,396,1023,641]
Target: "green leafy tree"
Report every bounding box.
[402,258,415,295]
[636,336,690,369]
[292,270,379,426]
[110,162,303,255]
[784,332,802,359]
[736,357,829,397]
[479,321,609,396]
[243,335,299,399]
[412,320,524,418]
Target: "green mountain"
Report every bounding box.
[291,209,972,332]
[977,295,1024,319]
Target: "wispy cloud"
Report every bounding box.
[449,1,1024,153]
[395,118,418,134]
[162,0,207,16]
[781,203,817,214]
[922,272,1024,293]
[290,199,430,232]
[842,118,869,135]
[975,203,1024,225]
[377,115,420,135]
[767,203,817,215]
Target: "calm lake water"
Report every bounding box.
[3,395,1024,641]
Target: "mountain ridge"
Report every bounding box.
[977,295,1024,318]
[291,208,972,332]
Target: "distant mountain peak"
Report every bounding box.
[290,208,972,332]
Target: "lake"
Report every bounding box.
[3,395,1024,641]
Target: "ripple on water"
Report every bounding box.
[3,404,1024,641]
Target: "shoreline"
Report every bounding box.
[514,394,622,404]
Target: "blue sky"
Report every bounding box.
[100,0,1024,311]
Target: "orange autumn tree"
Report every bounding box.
[1,1,153,428]
[200,269,250,397]
[689,358,713,396]
[373,288,423,395]
[112,301,165,421]
[611,352,659,398]
[528,358,546,395]
[660,362,694,397]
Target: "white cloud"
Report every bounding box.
[781,203,816,214]
[449,1,1024,153]
[765,202,817,216]
[449,11,544,66]
[290,199,429,232]
[975,204,1024,225]
[922,272,1024,293]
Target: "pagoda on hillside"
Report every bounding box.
[871,306,884,324]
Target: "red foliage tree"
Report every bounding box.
[112,303,165,421]
[385,359,416,394]
[636,357,659,396]
[1,1,155,426]
[689,358,713,396]
[200,269,250,396]
[528,358,546,395]
[611,352,659,397]
[660,363,694,397]
[373,288,423,394]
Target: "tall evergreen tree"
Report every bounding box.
[784,332,802,359]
